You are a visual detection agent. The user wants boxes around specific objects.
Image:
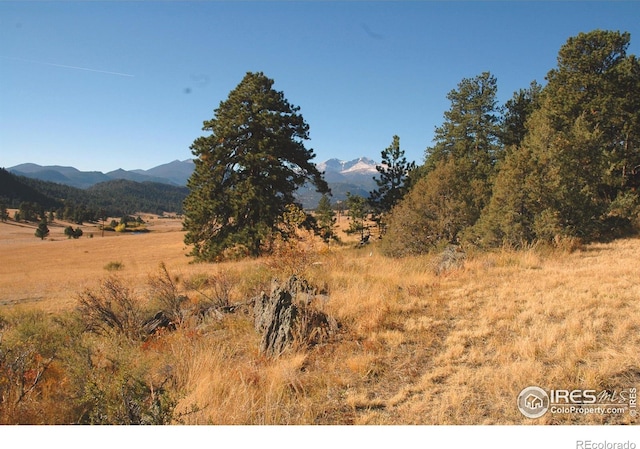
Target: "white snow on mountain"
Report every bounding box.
[316,157,378,174]
[341,159,379,174]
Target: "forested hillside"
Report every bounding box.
[0,168,187,221]
[0,168,63,211]
[86,179,189,216]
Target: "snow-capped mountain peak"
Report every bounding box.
[341,158,378,174]
[316,157,378,174]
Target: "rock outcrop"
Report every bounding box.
[254,276,337,356]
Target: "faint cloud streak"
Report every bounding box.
[2,56,135,77]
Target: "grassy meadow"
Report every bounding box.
[0,213,638,424]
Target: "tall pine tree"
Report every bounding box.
[383,72,501,254]
[369,135,416,220]
[183,72,329,261]
[474,30,640,247]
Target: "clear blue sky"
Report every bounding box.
[1,1,639,172]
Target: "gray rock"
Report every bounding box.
[254,276,337,356]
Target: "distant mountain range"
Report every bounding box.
[8,159,195,189]
[5,157,381,207]
[300,157,380,206]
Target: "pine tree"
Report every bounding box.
[369,135,415,232]
[425,72,502,223]
[476,30,640,246]
[183,72,329,261]
[500,81,542,150]
[384,72,501,254]
[0,203,8,222]
[425,72,502,176]
[315,194,337,244]
[65,226,83,239]
[344,193,369,242]
[465,82,543,248]
[35,218,49,240]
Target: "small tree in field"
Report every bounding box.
[35,219,49,240]
[0,203,8,222]
[315,194,337,244]
[345,193,369,242]
[64,226,83,239]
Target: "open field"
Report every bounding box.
[0,214,189,311]
[0,215,638,424]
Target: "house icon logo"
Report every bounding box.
[518,386,550,418]
[525,393,544,409]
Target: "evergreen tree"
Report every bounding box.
[475,30,640,246]
[315,194,337,244]
[384,72,501,254]
[425,72,502,223]
[35,219,49,240]
[465,142,542,248]
[19,202,38,222]
[546,30,639,203]
[425,71,502,175]
[500,81,542,149]
[465,82,543,248]
[65,226,84,239]
[0,203,8,222]
[183,72,329,260]
[382,158,473,256]
[344,193,369,242]
[369,135,416,232]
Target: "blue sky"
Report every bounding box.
[1,1,639,172]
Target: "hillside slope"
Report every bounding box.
[0,169,187,216]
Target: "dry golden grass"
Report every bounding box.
[0,215,247,312]
[1,216,638,424]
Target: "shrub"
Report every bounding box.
[75,337,176,425]
[64,226,83,239]
[104,261,124,271]
[77,277,144,341]
[1,294,178,424]
[0,311,80,424]
[382,159,472,256]
[148,263,188,325]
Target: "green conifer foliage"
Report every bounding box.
[183,72,329,261]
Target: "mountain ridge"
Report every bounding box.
[0,168,189,216]
[8,160,195,189]
[5,157,380,207]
